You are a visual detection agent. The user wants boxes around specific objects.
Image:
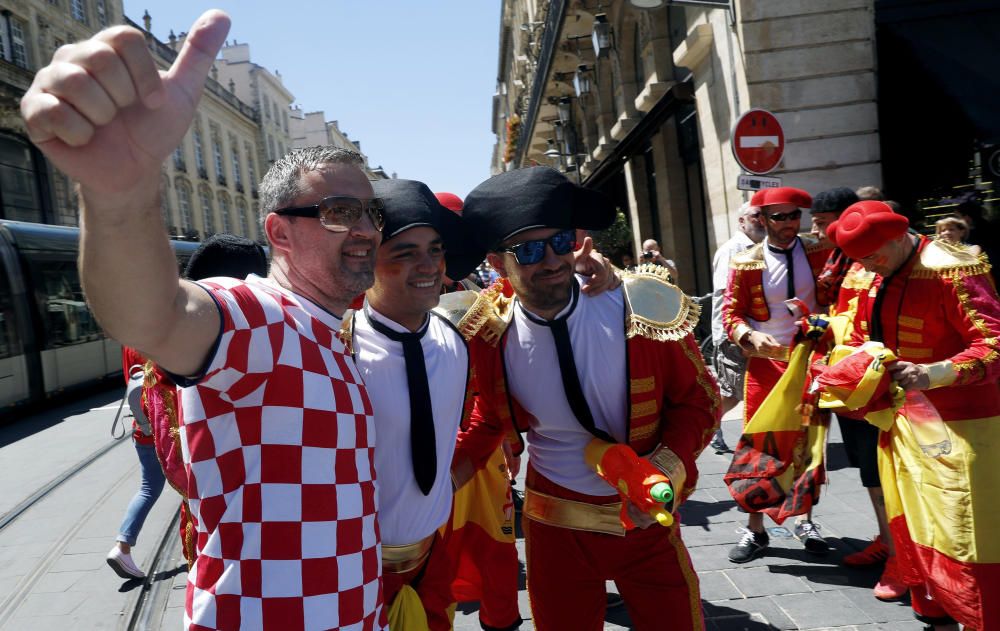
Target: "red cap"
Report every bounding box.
[750,187,812,209]
[827,200,909,260]
[434,192,463,214]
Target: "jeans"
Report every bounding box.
[116,440,166,547]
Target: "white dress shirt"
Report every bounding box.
[755,237,819,347]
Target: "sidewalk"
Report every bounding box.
[454,405,923,630]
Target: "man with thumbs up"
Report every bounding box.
[22,12,386,630]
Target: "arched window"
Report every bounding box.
[200,187,215,235]
[176,182,193,232]
[219,194,232,233]
[236,198,250,237]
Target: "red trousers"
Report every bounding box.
[525,468,704,631]
[382,533,455,631]
[743,355,786,425]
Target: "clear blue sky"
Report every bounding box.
[122,1,501,198]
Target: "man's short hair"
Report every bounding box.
[257,146,366,230]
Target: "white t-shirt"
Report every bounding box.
[504,276,628,496]
[353,306,468,545]
[754,238,819,346]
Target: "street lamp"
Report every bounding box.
[557,96,573,124]
[629,0,666,7]
[592,14,612,58]
[574,65,592,97]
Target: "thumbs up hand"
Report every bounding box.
[20,10,231,198]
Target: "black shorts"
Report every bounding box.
[837,414,881,488]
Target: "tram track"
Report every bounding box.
[125,506,183,631]
[0,437,126,533]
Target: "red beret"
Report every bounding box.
[434,192,463,214]
[750,186,812,209]
[827,200,909,260]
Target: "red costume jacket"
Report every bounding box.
[722,235,832,350]
[452,269,720,507]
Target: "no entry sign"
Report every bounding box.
[732,109,784,175]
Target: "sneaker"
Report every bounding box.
[873,557,908,601]
[794,520,829,555]
[843,536,889,567]
[728,528,769,563]
[106,546,145,580]
[709,435,730,453]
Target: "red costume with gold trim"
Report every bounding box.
[454,269,720,631]
[848,237,1000,629]
[720,236,833,520]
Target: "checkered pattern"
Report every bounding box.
[178,277,385,630]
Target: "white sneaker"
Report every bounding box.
[106,546,146,579]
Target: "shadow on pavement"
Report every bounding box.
[704,601,781,630]
[679,497,739,526]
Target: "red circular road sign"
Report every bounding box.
[732,109,784,175]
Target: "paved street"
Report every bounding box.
[1,395,924,630]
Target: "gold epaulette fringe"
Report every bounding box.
[911,240,993,279]
[457,281,514,345]
[622,265,702,341]
[338,312,355,355]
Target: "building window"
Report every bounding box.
[160,178,171,225]
[231,144,242,191]
[71,0,87,23]
[0,16,31,69]
[272,102,279,124]
[95,0,108,27]
[193,126,207,177]
[266,135,275,162]
[211,131,226,185]
[200,188,215,235]
[219,195,231,233]
[237,199,249,237]
[177,184,193,232]
[282,111,289,133]
[245,141,257,191]
[263,95,270,120]
[173,141,186,171]
[0,135,43,222]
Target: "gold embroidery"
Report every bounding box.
[898,315,924,329]
[629,423,658,441]
[898,347,933,359]
[650,446,687,498]
[523,489,625,536]
[730,243,766,271]
[897,331,923,343]
[630,376,655,394]
[678,337,722,449]
[630,400,657,419]
[622,268,701,342]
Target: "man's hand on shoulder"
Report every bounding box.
[574,236,621,296]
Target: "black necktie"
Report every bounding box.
[768,242,797,299]
[524,286,614,443]
[365,310,437,495]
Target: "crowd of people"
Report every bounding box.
[20,9,1000,631]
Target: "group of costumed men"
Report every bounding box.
[721,185,1000,631]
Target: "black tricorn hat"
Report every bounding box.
[184,233,269,281]
[372,178,480,280]
[462,167,617,253]
[811,187,859,215]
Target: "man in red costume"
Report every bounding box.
[454,167,720,631]
[721,187,833,562]
[826,200,1000,631]
[810,188,906,600]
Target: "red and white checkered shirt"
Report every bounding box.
[178,276,385,630]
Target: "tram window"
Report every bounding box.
[30,259,103,348]
[0,265,20,358]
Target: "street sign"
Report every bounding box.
[737,173,782,191]
[732,109,784,175]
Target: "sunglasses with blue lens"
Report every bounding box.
[500,229,577,265]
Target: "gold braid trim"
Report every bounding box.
[679,336,722,436]
[729,242,765,271]
[460,281,514,346]
[143,360,186,498]
[910,240,993,279]
[337,312,355,356]
[801,233,829,255]
[947,272,1000,385]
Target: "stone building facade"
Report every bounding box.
[289,107,390,180]
[493,0,883,294]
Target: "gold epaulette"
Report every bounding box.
[730,242,765,271]
[911,240,992,279]
[801,233,831,255]
[446,281,514,345]
[622,263,701,341]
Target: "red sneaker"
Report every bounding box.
[873,557,908,601]
[843,536,889,567]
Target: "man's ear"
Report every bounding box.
[486,252,508,278]
[264,213,293,256]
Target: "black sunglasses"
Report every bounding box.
[500,229,577,265]
[273,196,385,233]
[766,209,803,222]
